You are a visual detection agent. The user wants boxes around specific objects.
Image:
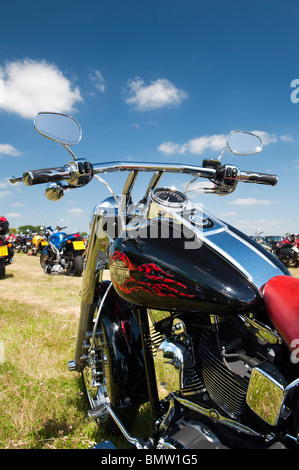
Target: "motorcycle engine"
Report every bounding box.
[153,313,292,427]
[44,264,64,275]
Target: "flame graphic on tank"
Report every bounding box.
[110,251,195,299]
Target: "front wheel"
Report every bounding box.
[82,328,138,431]
[66,252,83,276]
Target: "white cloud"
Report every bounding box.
[280,135,294,143]
[0,179,9,188]
[89,69,105,92]
[158,134,226,155]
[251,130,277,145]
[0,143,22,156]
[67,208,84,215]
[125,77,187,111]
[158,129,292,157]
[230,198,274,206]
[12,202,24,207]
[0,191,11,198]
[5,212,21,218]
[0,58,83,119]
[236,218,283,235]
[220,211,237,217]
[158,141,182,155]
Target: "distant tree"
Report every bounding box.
[18,225,44,234]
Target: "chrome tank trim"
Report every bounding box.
[203,224,283,290]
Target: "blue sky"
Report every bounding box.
[1,0,299,236]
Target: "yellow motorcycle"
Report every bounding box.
[31,231,48,255]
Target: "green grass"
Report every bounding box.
[0,253,130,449]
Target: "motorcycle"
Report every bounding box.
[10,112,299,449]
[273,235,298,268]
[293,237,299,265]
[31,228,48,255]
[0,217,14,279]
[15,230,32,254]
[40,225,85,276]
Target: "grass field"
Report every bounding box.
[0,253,130,449]
[0,252,298,449]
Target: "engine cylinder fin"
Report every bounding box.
[198,330,249,419]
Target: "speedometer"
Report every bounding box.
[151,188,187,207]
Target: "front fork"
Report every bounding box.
[70,209,110,372]
[69,207,161,434]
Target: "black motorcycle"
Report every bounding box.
[10,112,299,449]
[0,217,14,279]
[15,231,32,254]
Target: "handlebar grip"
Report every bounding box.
[239,170,278,186]
[22,165,72,186]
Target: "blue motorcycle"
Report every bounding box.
[40,225,85,276]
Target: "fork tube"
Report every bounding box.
[73,212,109,371]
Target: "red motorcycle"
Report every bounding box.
[0,217,14,279]
[274,235,298,268]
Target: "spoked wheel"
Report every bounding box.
[82,326,138,431]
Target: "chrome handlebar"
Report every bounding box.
[9,160,278,190]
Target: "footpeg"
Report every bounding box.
[88,404,108,420]
[68,360,76,371]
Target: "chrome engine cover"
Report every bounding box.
[154,337,194,394]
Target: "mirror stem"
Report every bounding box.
[61,143,77,160]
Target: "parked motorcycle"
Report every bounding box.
[15,230,32,254]
[273,235,298,268]
[31,229,48,255]
[10,112,299,449]
[293,236,299,265]
[0,217,14,279]
[40,225,85,276]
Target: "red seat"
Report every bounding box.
[262,276,299,348]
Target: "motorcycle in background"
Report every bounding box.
[293,236,299,265]
[40,225,85,276]
[272,234,298,268]
[0,217,14,279]
[15,230,32,254]
[31,228,48,255]
[10,112,299,449]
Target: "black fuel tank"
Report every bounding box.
[109,211,288,315]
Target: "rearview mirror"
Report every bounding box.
[34,112,82,146]
[227,131,262,155]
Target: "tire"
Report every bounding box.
[66,252,83,276]
[39,253,48,269]
[0,259,5,279]
[82,326,138,431]
[286,257,298,268]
